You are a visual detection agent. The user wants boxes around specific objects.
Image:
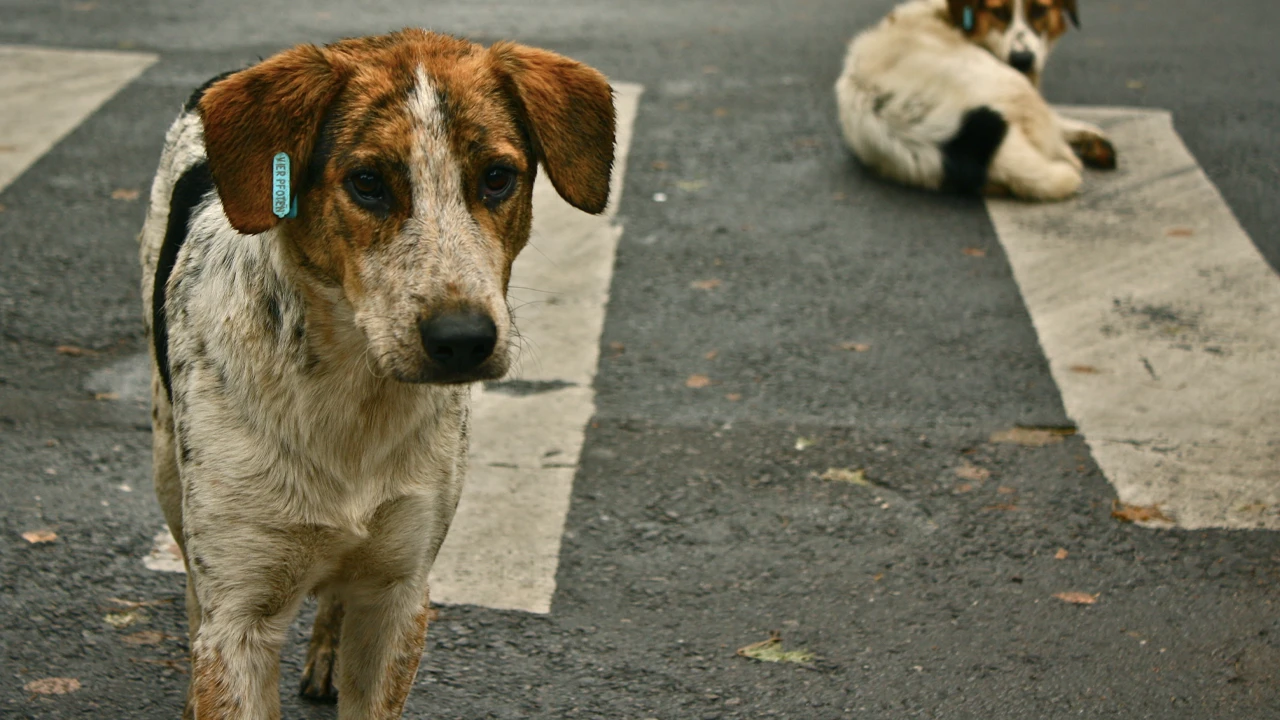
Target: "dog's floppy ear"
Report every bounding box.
[491,42,616,215]
[1060,0,1080,28]
[197,45,345,235]
[946,0,982,34]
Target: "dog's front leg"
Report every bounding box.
[184,524,316,720]
[334,496,450,720]
[1057,115,1118,170]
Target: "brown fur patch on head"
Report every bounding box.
[198,46,346,235]
[1029,0,1078,38]
[490,42,616,214]
[948,0,1014,36]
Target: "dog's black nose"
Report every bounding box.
[420,311,497,375]
[1009,51,1036,74]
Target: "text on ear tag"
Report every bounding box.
[272,152,293,219]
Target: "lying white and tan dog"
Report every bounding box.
[139,30,614,719]
[835,0,1116,200]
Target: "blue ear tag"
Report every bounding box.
[962,6,975,31]
[272,152,297,219]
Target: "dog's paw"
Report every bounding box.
[1070,134,1117,170]
[299,651,339,704]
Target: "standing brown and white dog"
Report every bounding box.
[835,0,1116,200]
[138,30,615,719]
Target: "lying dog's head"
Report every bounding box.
[946,0,1079,85]
[195,30,615,384]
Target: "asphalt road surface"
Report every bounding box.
[3,1,1280,719]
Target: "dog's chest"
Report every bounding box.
[167,225,469,532]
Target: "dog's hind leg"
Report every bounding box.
[1058,115,1118,170]
[299,590,343,703]
[988,125,1082,201]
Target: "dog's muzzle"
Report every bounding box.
[419,310,498,376]
[1008,50,1036,75]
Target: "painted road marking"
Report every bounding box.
[136,84,645,614]
[987,106,1280,530]
[430,83,643,613]
[0,45,157,192]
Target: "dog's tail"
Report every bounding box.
[836,70,1007,194]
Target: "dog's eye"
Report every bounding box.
[1026,3,1047,20]
[347,170,387,208]
[992,6,1013,22]
[480,166,517,204]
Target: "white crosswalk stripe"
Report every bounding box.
[429,83,643,612]
[0,45,156,191]
[987,106,1280,530]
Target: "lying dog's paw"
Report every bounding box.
[299,648,339,704]
[1071,134,1117,170]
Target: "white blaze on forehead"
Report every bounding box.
[407,66,466,218]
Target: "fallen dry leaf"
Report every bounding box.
[690,278,722,290]
[55,345,97,357]
[1055,548,1070,560]
[1069,364,1102,374]
[120,630,169,646]
[955,463,990,482]
[983,503,1018,512]
[106,597,174,610]
[104,611,141,629]
[1053,592,1099,605]
[837,341,871,352]
[129,657,188,674]
[996,486,1017,495]
[793,437,817,451]
[22,529,58,544]
[954,483,975,494]
[651,160,669,171]
[736,632,815,665]
[1111,501,1174,524]
[24,677,81,695]
[685,374,712,389]
[94,392,120,401]
[990,426,1075,447]
[725,393,742,402]
[1165,227,1194,237]
[704,349,719,361]
[713,107,729,117]
[819,467,869,486]
[961,247,987,257]
[1127,79,1144,89]
[110,188,140,201]
[675,179,707,192]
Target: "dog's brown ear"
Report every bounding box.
[1061,0,1080,27]
[946,0,982,33]
[491,43,616,215]
[197,45,344,235]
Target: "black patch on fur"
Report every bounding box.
[184,70,238,113]
[265,294,283,337]
[154,161,214,401]
[941,106,1008,194]
[873,92,895,115]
